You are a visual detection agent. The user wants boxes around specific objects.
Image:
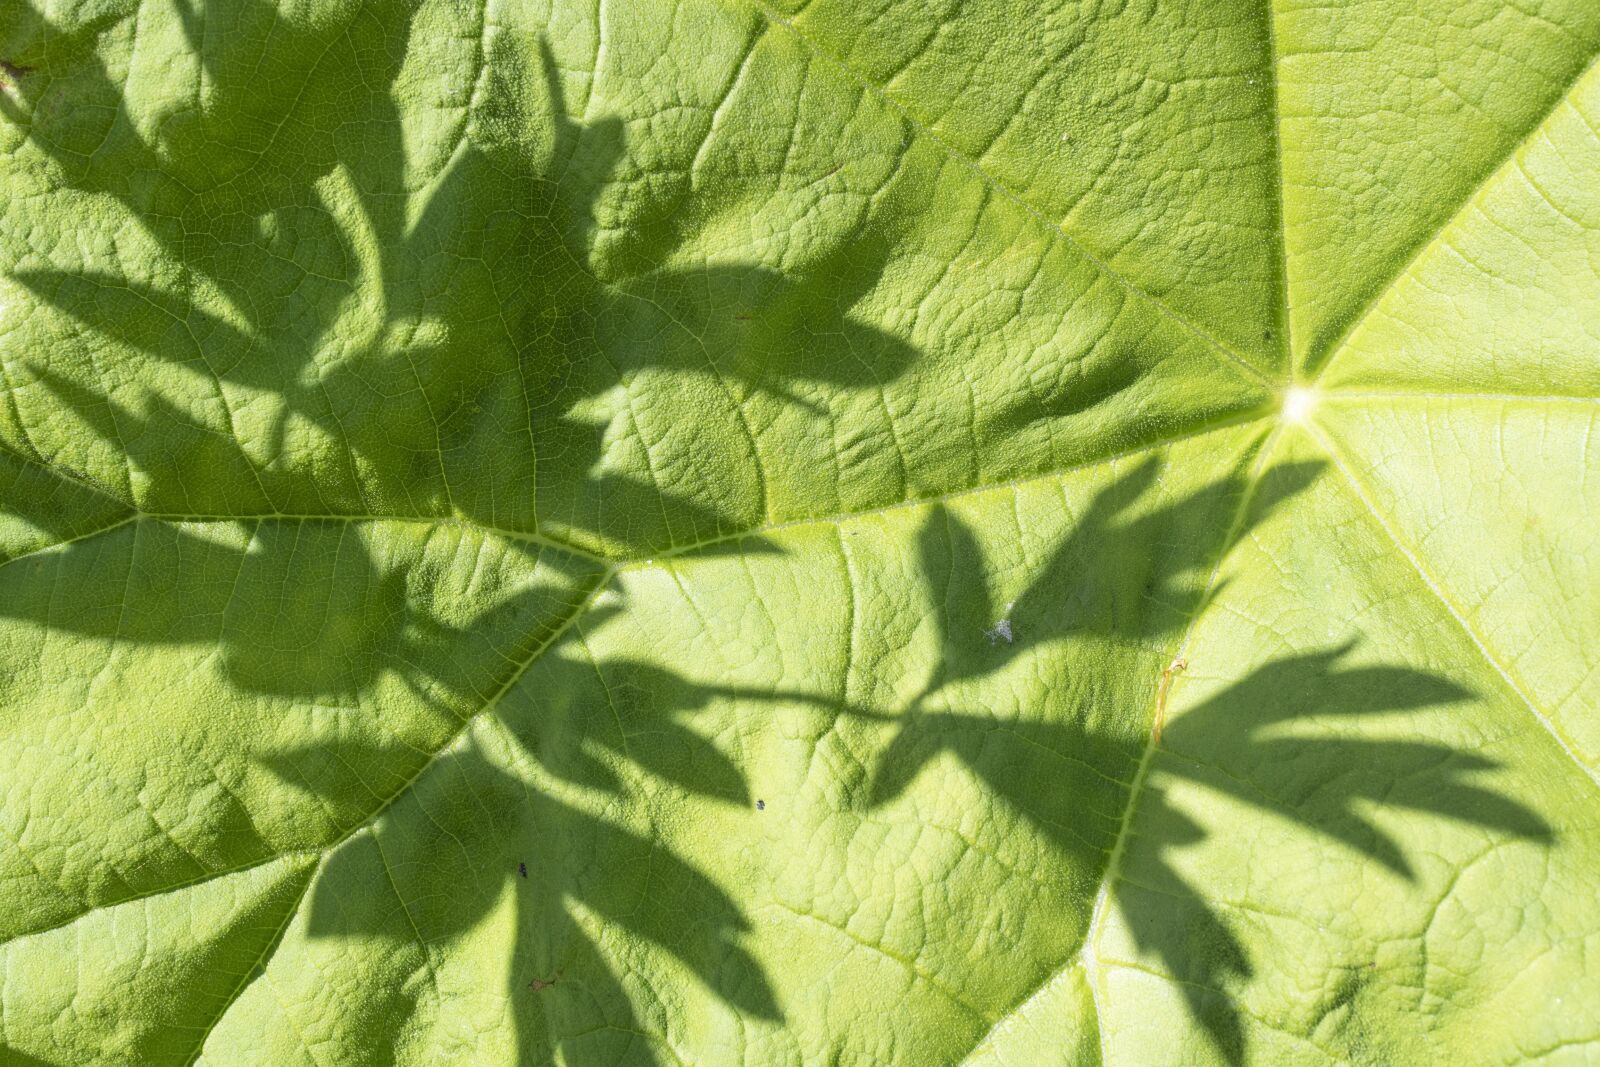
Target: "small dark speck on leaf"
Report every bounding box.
[1262,329,1273,342]
[0,60,32,85]
[517,862,527,879]
[734,313,753,321]
[529,973,560,991]
[756,799,765,810]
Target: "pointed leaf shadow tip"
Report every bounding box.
[1107,454,1163,509]
[864,722,936,807]
[1357,826,1418,882]
[575,601,625,633]
[536,36,568,140]
[1250,457,1327,517]
[1419,780,1556,844]
[717,945,784,1021]
[630,724,750,804]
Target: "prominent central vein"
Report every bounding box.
[956,422,1289,1063]
[1074,424,1285,1060]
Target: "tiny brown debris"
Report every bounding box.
[529,971,561,991]
[1153,657,1187,743]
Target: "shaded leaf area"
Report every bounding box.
[0,5,1562,1067]
[0,425,1557,1063]
[0,0,919,556]
[268,643,785,1065]
[856,459,1554,1063]
[0,466,596,707]
[0,445,780,1064]
[0,5,873,1060]
[0,8,905,1057]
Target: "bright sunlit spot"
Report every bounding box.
[1281,385,1318,425]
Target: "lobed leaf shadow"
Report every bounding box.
[0,3,893,1058]
[857,465,1554,1062]
[0,4,1554,1064]
[1,3,916,554]
[0,445,781,1062]
[262,645,783,1064]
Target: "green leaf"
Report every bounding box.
[1,1,1596,1064]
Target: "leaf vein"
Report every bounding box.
[741,0,1273,389]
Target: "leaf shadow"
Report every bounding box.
[858,463,1554,1062]
[0,6,1547,1063]
[0,6,920,1058]
[1,9,917,553]
[263,639,782,1063]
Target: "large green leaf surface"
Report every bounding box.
[1,1,1597,1063]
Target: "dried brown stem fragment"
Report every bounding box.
[1154,657,1187,743]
